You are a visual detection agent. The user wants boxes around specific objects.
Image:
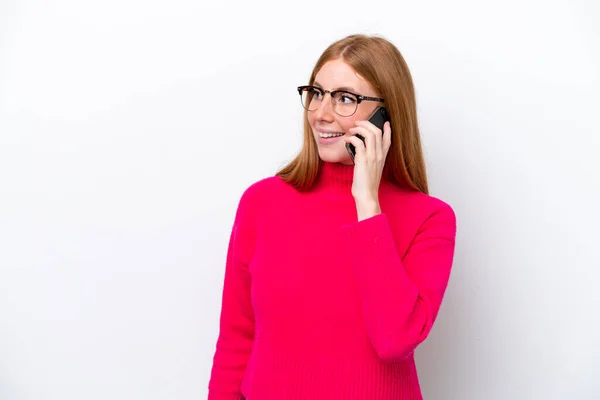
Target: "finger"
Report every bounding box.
[343,135,366,161]
[353,121,381,160]
[355,119,382,136]
[383,121,392,153]
[354,120,381,144]
[348,127,374,162]
[351,121,378,140]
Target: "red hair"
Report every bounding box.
[276,34,429,194]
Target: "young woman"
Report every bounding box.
[208,34,457,400]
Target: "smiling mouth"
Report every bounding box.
[318,132,345,138]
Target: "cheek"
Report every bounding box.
[307,115,317,130]
[339,118,356,134]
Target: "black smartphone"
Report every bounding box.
[345,106,390,163]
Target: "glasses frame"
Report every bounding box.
[297,85,385,117]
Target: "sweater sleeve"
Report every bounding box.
[208,189,258,400]
[341,203,457,362]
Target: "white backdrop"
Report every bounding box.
[1,0,599,399]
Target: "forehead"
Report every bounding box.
[314,59,376,95]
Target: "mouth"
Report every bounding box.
[318,131,345,138]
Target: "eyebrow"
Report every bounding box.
[313,81,357,93]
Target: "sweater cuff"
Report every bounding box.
[207,392,246,400]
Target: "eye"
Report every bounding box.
[337,92,357,104]
[310,87,323,100]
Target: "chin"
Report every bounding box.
[318,147,352,164]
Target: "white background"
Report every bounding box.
[1,0,599,399]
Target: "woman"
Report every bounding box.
[208,34,457,400]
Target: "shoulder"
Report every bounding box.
[409,191,456,239]
[234,175,288,221]
[406,189,455,221]
[237,176,286,207]
[230,176,283,261]
[383,183,455,218]
[381,183,457,244]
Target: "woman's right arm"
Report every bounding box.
[208,187,258,400]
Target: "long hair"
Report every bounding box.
[276,34,429,194]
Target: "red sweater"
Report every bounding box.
[208,161,457,400]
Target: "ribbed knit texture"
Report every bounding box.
[208,161,457,400]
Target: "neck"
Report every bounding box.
[314,161,355,194]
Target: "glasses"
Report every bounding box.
[297,85,385,117]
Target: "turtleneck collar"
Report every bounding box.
[311,160,399,198]
[313,161,355,193]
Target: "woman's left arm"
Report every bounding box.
[341,205,457,362]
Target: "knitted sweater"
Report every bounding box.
[208,161,457,400]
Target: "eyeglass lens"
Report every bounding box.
[300,87,358,117]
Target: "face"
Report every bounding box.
[308,59,381,165]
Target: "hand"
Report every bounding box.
[343,120,392,220]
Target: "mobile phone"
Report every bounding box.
[345,106,390,163]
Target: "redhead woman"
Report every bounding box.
[208,33,457,400]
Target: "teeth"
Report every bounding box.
[319,132,344,138]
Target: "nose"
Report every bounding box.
[313,92,334,121]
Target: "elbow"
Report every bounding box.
[373,340,419,363]
[371,322,432,363]
[370,299,438,362]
